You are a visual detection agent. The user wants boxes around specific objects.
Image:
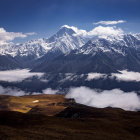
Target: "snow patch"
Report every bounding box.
[32,100,39,103]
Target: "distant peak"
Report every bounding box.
[55,25,77,36]
[60,25,87,37]
[60,25,77,33]
[60,25,84,33]
[61,25,72,29]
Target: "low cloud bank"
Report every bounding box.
[0,85,58,96]
[0,86,27,96]
[66,87,140,111]
[111,70,140,82]
[86,70,140,82]
[87,73,106,81]
[1,84,140,111]
[42,88,58,94]
[0,69,140,83]
[0,69,44,82]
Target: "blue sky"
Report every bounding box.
[0,0,140,43]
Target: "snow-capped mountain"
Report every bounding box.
[32,32,140,73]
[46,25,86,54]
[2,25,139,60]
[0,25,87,69]
[76,34,140,56]
[0,38,49,58]
[0,25,140,72]
[0,25,86,58]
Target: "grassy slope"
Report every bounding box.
[0,94,140,140]
[0,94,66,115]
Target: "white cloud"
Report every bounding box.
[111,70,140,82]
[87,73,106,81]
[66,87,140,111]
[86,70,140,82]
[42,88,58,94]
[65,25,124,40]
[94,20,126,25]
[85,26,124,39]
[0,86,58,96]
[61,25,87,36]
[0,27,36,45]
[1,69,138,84]
[0,27,27,45]
[0,69,44,82]
[0,86,28,96]
[25,32,37,36]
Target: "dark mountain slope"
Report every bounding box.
[32,36,140,73]
[0,55,22,70]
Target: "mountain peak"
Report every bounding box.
[47,25,76,43]
[60,25,75,30]
[57,25,76,36]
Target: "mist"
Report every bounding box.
[87,73,106,81]
[0,85,58,96]
[1,84,140,111]
[86,70,140,82]
[42,88,58,94]
[0,69,44,82]
[66,87,140,111]
[0,69,140,83]
[0,86,28,96]
[111,70,140,82]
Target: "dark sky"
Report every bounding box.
[0,0,140,42]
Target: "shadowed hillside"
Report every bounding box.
[0,94,140,140]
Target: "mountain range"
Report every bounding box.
[0,25,140,73]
